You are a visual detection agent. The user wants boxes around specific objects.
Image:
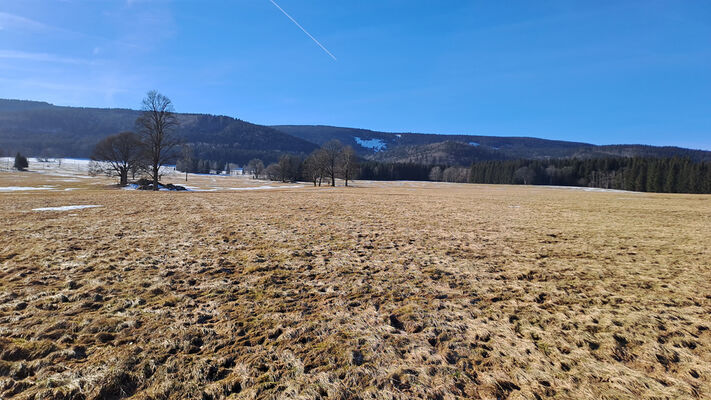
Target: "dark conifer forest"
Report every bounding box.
[467,157,711,194]
[358,157,711,194]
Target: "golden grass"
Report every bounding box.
[0,171,710,399]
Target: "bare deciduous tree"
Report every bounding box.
[180,144,194,182]
[91,131,144,185]
[429,166,443,181]
[247,158,265,179]
[304,149,327,186]
[136,91,180,190]
[339,146,358,187]
[278,154,301,182]
[514,166,535,185]
[322,139,343,187]
[264,163,281,181]
[442,166,469,183]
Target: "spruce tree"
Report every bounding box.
[13,152,28,171]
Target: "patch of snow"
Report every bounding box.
[33,205,102,212]
[1,157,178,177]
[581,187,632,193]
[182,186,217,192]
[540,185,637,193]
[396,134,402,138]
[226,185,303,191]
[0,186,56,192]
[37,172,93,179]
[354,137,387,152]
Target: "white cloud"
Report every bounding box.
[0,12,50,32]
[0,49,90,64]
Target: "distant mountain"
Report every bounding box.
[1,99,709,167]
[0,99,317,164]
[273,125,711,164]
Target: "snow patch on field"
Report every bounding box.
[354,137,387,152]
[1,157,178,178]
[0,186,56,192]
[33,205,102,211]
[182,186,217,192]
[540,185,637,193]
[225,185,303,191]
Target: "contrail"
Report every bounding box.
[268,0,337,61]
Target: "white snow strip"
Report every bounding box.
[225,185,303,191]
[354,137,387,152]
[33,205,102,212]
[182,186,217,192]
[540,185,637,193]
[0,186,56,192]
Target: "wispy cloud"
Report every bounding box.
[0,12,50,32]
[0,49,91,65]
[0,75,133,107]
[0,10,140,50]
[268,0,337,61]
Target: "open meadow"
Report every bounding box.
[0,165,710,399]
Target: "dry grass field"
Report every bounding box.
[1,169,710,399]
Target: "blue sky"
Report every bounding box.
[0,1,710,149]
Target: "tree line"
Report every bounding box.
[464,157,711,193]
[236,140,360,186]
[344,157,711,194]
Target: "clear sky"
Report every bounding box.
[1,1,709,149]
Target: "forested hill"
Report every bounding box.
[273,125,711,164]
[0,99,317,164]
[1,99,710,166]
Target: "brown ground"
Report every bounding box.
[1,171,710,399]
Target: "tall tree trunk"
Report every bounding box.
[153,165,159,191]
[120,168,128,186]
[330,161,335,186]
